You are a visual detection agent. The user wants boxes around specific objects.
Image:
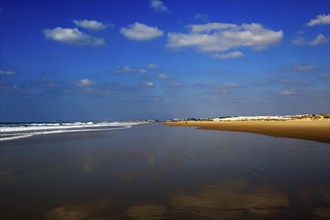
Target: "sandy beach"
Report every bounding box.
[1,124,329,219]
[165,119,330,143]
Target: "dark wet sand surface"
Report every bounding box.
[1,124,329,219]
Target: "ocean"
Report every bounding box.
[0,121,149,141]
[0,123,329,219]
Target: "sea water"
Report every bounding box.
[0,121,149,141]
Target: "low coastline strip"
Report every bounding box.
[165,120,330,143]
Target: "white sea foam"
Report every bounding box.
[0,121,147,133]
[0,133,35,141]
[0,121,149,141]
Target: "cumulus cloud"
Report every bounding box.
[291,36,308,45]
[144,82,155,88]
[280,89,298,96]
[73,19,111,31]
[113,66,147,74]
[43,27,105,46]
[291,34,328,46]
[76,79,95,86]
[189,23,237,33]
[310,34,329,45]
[307,14,330,26]
[155,73,170,79]
[212,51,244,59]
[290,65,318,71]
[215,83,240,91]
[84,88,113,95]
[0,70,16,75]
[276,79,310,86]
[167,22,283,53]
[150,0,169,12]
[146,64,161,69]
[120,22,164,41]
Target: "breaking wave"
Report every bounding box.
[0,121,149,141]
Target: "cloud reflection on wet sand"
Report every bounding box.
[46,200,109,220]
[170,180,289,219]
[314,188,330,219]
[127,204,167,220]
[44,179,330,220]
[3,125,329,220]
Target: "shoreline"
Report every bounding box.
[165,120,330,143]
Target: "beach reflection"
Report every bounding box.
[299,187,330,219]
[170,180,289,219]
[44,180,330,219]
[1,125,329,220]
[46,200,109,220]
[127,204,167,220]
[110,149,185,181]
[0,169,16,187]
[80,151,97,173]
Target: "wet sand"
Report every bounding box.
[1,124,329,219]
[165,120,330,143]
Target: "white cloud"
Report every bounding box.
[113,66,147,74]
[307,14,330,26]
[155,73,170,79]
[43,27,105,46]
[215,83,240,91]
[144,82,155,88]
[189,22,238,33]
[290,65,318,71]
[212,51,244,59]
[0,70,16,75]
[310,34,328,45]
[150,0,169,12]
[77,79,95,86]
[167,22,283,52]
[146,64,160,69]
[280,89,298,96]
[291,36,308,45]
[291,34,328,46]
[120,22,163,41]
[84,88,113,94]
[73,19,110,31]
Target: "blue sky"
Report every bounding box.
[0,0,329,121]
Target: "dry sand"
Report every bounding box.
[165,120,330,143]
